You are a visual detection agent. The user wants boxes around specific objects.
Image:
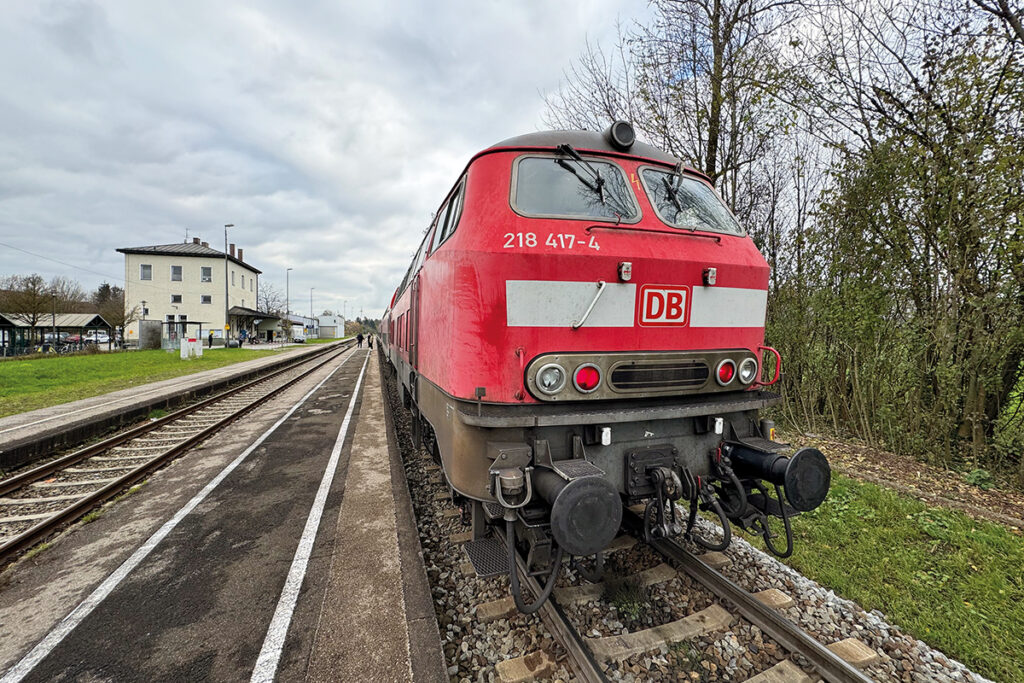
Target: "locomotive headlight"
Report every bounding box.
[536,363,567,395]
[738,357,758,385]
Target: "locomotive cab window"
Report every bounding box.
[639,167,743,236]
[512,155,639,222]
[430,179,466,253]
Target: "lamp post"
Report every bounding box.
[141,301,147,320]
[310,287,314,320]
[286,267,293,316]
[51,293,56,345]
[224,224,233,342]
[285,267,293,344]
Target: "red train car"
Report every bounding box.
[383,123,830,611]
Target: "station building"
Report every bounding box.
[117,238,262,344]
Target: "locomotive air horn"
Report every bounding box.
[725,445,831,512]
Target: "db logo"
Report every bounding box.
[639,285,689,326]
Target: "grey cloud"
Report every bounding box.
[0,0,649,317]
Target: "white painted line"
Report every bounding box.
[250,351,370,683]
[0,349,360,683]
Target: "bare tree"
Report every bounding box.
[92,282,138,340]
[543,0,797,221]
[0,274,49,338]
[969,0,1024,42]
[49,276,86,310]
[258,281,285,315]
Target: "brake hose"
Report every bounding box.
[506,519,564,614]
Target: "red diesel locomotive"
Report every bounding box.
[382,122,830,612]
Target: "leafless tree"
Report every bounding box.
[969,0,1024,42]
[258,281,285,316]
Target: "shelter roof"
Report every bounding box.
[0,313,112,328]
[229,305,276,318]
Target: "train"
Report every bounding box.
[381,122,831,612]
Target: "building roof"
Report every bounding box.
[0,313,15,327]
[116,242,261,274]
[1,313,112,328]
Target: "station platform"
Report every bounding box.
[0,341,344,471]
[0,347,446,682]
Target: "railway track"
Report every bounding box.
[488,512,876,682]
[0,340,354,566]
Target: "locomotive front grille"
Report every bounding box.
[610,361,709,392]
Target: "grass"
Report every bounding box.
[775,474,1024,682]
[0,347,283,418]
[603,575,649,621]
[23,542,51,561]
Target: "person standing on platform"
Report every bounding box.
[357,332,364,348]
[208,330,214,348]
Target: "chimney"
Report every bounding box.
[201,241,209,248]
[192,237,200,244]
[238,248,244,262]
[229,243,236,257]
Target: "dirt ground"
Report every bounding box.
[786,431,1024,534]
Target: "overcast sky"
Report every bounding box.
[0,0,649,320]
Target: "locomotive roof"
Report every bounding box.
[485,129,682,167]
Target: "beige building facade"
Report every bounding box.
[118,238,261,343]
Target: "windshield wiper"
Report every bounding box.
[662,175,684,214]
[662,162,698,232]
[555,144,605,204]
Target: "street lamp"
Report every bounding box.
[286,267,293,316]
[51,293,56,345]
[224,224,233,342]
[310,287,314,320]
[141,300,147,320]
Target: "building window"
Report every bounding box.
[241,299,245,308]
[241,274,245,288]
[201,267,212,282]
[171,265,182,281]
[165,314,174,322]
[178,314,187,322]
[231,271,235,286]
[140,264,152,280]
[170,294,182,304]
[201,295,212,304]
[142,307,149,317]
[250,279,253,292]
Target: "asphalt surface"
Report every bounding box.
[0,346,373,682]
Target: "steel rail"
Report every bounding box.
[494,527,608,683]
[0,342,355,565]
[622,510,872,683]
[0,341,348,498]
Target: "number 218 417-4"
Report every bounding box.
[503,232,600,251]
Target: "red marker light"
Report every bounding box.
[573,364,602,393]
[716,360,736,386]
